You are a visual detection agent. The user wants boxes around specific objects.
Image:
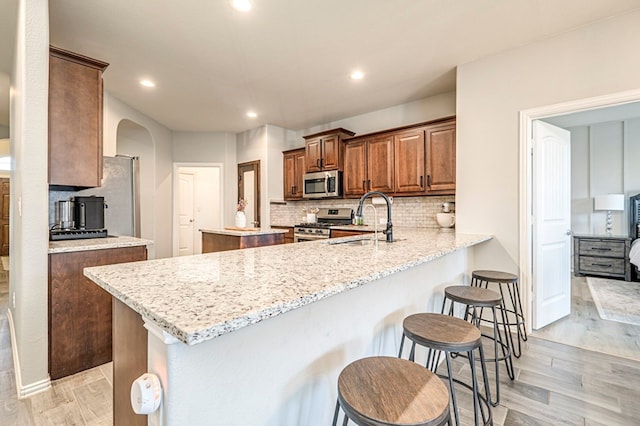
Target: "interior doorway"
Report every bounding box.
[237,161,260,228]
[520,88,640,332]
[172,163,223,256]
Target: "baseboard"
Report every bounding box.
[6,309,52,398]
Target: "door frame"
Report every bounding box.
[237,160,261,228]
[519,88,640,332]
[172,162,224,257]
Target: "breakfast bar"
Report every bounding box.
[84,229,491,425]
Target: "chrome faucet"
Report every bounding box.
[355,191,393,243]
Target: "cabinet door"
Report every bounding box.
[305,137,323,172]
[283,153,297,200]
[321,135,341,170]
[49,49,107,188]
[344,141,368,196]
[394,129,426,193]
[293,150,306,198]
[426,121,456,192]
[367,135,395,193]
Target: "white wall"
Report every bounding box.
[103,93,174,258]
[456,10,640,272]
[8,0,50,395]
[568,118,640,236]
[172,131,237,227]
[295,92,456,140]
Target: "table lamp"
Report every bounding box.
[594,194,625,235]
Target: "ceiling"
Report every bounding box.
[2,0,640,132]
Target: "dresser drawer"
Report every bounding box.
[578,239,626,258]
[578,255,626,275]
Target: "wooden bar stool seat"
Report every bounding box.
[442,285,514,407]
[333,356,451,426]
[399,313,492,426]
[471,270,527,358]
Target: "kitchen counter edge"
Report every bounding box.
[49,236,154,254]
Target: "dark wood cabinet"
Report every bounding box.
[48,245,147,380]
[573,235,631,281]
[201,231,285,253]
[394,128,426,194]
[271,226,295,243]
[304,128,355,172]
[330,229,372,238]
[283,148,306,200]
[342,117,455,198]
[344,136,394,196]
[425,120,456,192]
[48,46,109,188]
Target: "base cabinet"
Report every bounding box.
[48,246,147,380]
[201,232,285,253]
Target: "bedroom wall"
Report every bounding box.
[570,117,640,236]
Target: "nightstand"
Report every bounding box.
[573,234,632,281]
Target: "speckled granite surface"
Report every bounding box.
[48,236,153,254]
[199,228,288,237]
[84,229,491,346]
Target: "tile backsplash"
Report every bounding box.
[270,195,455,228]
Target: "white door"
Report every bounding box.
[532,120,572,329]
[178,172,195,256]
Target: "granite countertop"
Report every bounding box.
[84,228,491,346]
[199,228,288,237]
[49,236,153,254]
[270,223,374,232]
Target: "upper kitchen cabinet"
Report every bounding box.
[48,46,109,188]
[304,128,355,172]
[344,135,394,196]
[283,148,306,200]
[394,128,426,194]
[425,119,456,192]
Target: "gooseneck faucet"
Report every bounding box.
[355,191,393,243]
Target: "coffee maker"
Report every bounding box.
[74,196,106,230]
[55,199,75,230]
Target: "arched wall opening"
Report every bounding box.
[115,119,155,257]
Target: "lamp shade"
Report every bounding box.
[594,194,625,211]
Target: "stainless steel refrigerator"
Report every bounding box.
[49,155,140,237]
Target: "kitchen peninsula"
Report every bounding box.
[200,227,287,253]
[85,229,490,425]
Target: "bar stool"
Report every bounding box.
[442,285,514,407]
[333,356,452,426]
[399,313,492,426]
[471,270,527,358]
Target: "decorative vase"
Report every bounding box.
[235,211,247,228]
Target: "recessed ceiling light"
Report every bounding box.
[231,0,252,12]
[350,70,365,80]
[140,79,156,88]
[247,111,257,118]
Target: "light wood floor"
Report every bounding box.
[1,270,639,425]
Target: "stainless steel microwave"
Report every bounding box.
[303,170,342,198]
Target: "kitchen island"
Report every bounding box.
[85,229,491,425]
[200,227,287,253]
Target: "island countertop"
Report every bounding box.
[48,235,153,254]
[84,228,491,346]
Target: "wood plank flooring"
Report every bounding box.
[1,267,639,425]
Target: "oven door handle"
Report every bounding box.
[294,233,329,242]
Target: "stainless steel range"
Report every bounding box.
[293,208,353,242]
